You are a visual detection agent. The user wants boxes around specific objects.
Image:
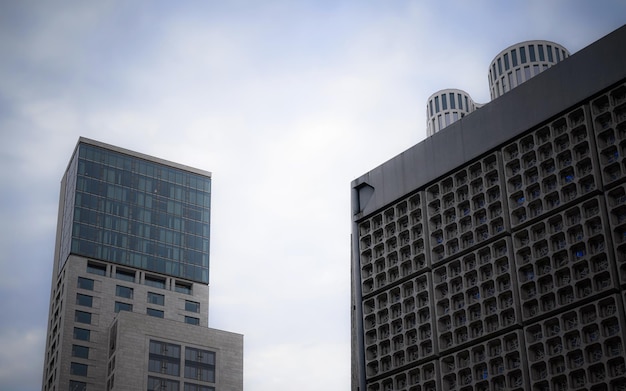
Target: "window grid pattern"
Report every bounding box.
[67,142,211,283]
[357,82,626,391]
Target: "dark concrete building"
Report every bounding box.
[351,25,626,391]
[42,138,243,391]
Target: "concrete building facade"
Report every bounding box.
[42,138,243,391]
[352,25,626,391]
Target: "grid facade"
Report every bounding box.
[352,26,626,391]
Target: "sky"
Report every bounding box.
[0,1,624,390]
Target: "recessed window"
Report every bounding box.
[185,316,200,325]
[71,362,88,377]
[147,308,164,318]
[185,300,200,313]
[511,49,518,67]
[72,344,89,359]
[148,292,165,306]
[77,277,94,291]
[520,46,527,63]
[70,380,87,391]
[529,44,536,62]
[87,262,106,276]
[145,275,166,289]
[546,45,553,62]
[538,44,545,61]
[175,282,192,295]
[74,327,90,341]
[435,96,440,113]
[76,293,93,308]
[116,285,133,299]
[116,269,135,283]
[449,93,455,109]
[114,302,132,313]
[75,310,92,324]
[148,376,180,391]
[184,383,215,391]
[442,93,448,110]
[184,347,215,383]
[149,340,181,377]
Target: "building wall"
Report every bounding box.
[351,25,626,391]
[42,139,242,391]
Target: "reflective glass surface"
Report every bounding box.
[65,143,211,283]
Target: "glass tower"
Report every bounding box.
[60,141,211,283]
[42,138,243,391]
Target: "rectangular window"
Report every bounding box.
[503,53,510,71]
[441,94,447,110]
[520,46,527,63]
[148,308,164,318]
[516,68,522,84]
[70,362,88,377]
[492,64,497,81]
[184,384,215,391]
[185,300,200,313]
[116,285,133,299]
[185,316,200,325]
[76,293,93,308]
[497,58,502,75]
[448,93,455,109]
[465,96,469,112]
[533,64,540,75]
[184,347,215,383]
[148,292,165,306]
[75,310,92,324]
[114,302,132,313]
[511,49,518,66]
[145,275,166,289]
[148,376,179,391]
[175,282,192,295]
[429,100,434,117]
[508,72,514,89]
[444,112,450,126]
[70,380,87,391]
[524,66,531,80]
[74,327,90,341]
[529,45,536,61]
[149,340,181,377]
[87,262,106,276]
[77,277,94,291]
[457,94,463,111]
[434,96,440,113]
[546,45,553,62]
[72,345,89,359]
[538,44,545,61]
[555,48,561,62]
[115,269,135,282]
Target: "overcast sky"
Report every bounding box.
[0,1,624,390]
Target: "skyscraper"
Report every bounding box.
[42,138,243,391]
[352,26,626,391]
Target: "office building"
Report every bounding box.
[351,25,626,391]
[427,41,571,136]
[42,138,243,391]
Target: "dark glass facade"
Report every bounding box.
[61,141,211,283]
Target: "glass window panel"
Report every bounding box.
[148,292,165,305]
[116,285,133,299]
[77,277,94,291]
[145,276,166,289]
[74,327,90,341]
[148,376,179,391]
[69,380,87,391]
[497,58,502,75]
[504,53,510,70]
[529,45,536,61]
[435,96,440,113]
[185,300,200,313]
[148,308,164,318]
[457,94,463,111]
[175,282,192,295]
[70,362,88,377]
[87,262,106,276]
[449,93,455,109]
[115,269,135,282]
[520,46,527,63]
[76,293,93,307]
[547,45,553,62]
[75,310,92,324]
[511,49,518,66]
[185,316,200,325]
[538,44,545,61]
[114,302,132,313]
[72,345,89,359]
[429,100,433,117]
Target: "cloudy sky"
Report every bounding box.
[0,1,624,390]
